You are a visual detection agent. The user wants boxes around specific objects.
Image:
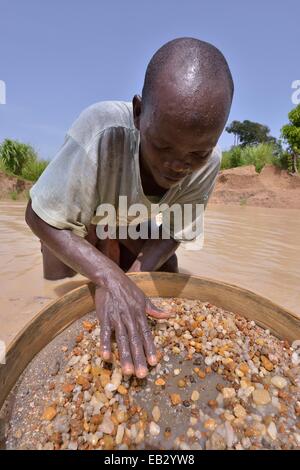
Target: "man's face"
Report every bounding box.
[133,95,222,189]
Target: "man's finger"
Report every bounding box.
[95,287,112,361]
[145,298,175,319]
[126,317,148,378]
[99,311,112,361]
[114,318,134,376]
[138,314,157,366]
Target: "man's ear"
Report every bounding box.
[132,94,142,130]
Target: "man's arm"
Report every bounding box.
[127,237,179,273]
[25,201,171,378]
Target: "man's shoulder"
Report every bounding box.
[67,101,135,149]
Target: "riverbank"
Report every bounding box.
[1,164,300,208]
[0,171,31,200]
[211,164,300,208]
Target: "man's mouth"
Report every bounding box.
[162,173,186,183]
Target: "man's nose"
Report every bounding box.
[164,159,190,173]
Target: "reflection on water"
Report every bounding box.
[0,202,86,344]
[179,205,300,317]
[0,201,299,344]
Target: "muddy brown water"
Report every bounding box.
[0,202,299,347]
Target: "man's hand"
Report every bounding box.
[25,202,175,378]
[95,276,172,378]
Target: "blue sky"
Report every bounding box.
[0,0,299,159]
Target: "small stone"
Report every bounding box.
[190,417,198,426]
[117,385,128,395]
[104,383,117,395]
[267,422,277,440]
[239,363,250,375]
[187,428,195,438]
[291,352,300,365]
[62,383,74,394]
[271,376,288,389]
[223,411,235,421]
[103,435,114,450]
[152,405,161,422]
[222,387,236,399]
[191,390,200,402]
[50,361,60,376]
[43,442,54,450]
[177,379,186,388]
[225,421,235,448]
[183,400,191,407]
[41,406,57,421]
[172,346,181,354]
[149,421,160,437]
[233,404,246,419]
[204,418,217,431]
[252,389,271,405]
[261,355,274,372]
[80,353,91,365]
[115,424,125,445]
[75,332,84,343]
[155,378,166,386]
[76,375,90,391]
[207,432,226,450]
[91,365,102,377]
[14,430,23,439]
[82,320,94,331]
[84,391,91,402]
[68,356,80,367]
[90,434,99,446]
[111,369,122,388]
[100,416,114,435]
[174,369,181,376]
[170,393,182,406]
[116,410,128,424]
[195,369,206,379]
[91,415,103,425]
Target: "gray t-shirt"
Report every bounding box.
[30,101,221,247]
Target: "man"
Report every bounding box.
[25,37,234,378]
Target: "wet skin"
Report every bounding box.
[25,84,228,378]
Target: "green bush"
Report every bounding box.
[221,143,281,173]
[239,143,276,172]
[221,147,243,170]
[21,156,48,181]
[0,138,48,181]
[0,139,38,176]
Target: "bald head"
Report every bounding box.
[133,38,234,189]
[141,37,234,132]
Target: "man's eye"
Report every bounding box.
[155,144,172,151]
[191,152,210,159]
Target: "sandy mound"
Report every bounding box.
[0,171,32,198]
[211,165,300,209]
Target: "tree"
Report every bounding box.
[0,139,38,176]
[281,105,300,174]
[226,120,276,147]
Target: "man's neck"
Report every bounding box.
[139,149,167,198]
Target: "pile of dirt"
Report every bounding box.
[211,165,300,209]
[0,171,32,199]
